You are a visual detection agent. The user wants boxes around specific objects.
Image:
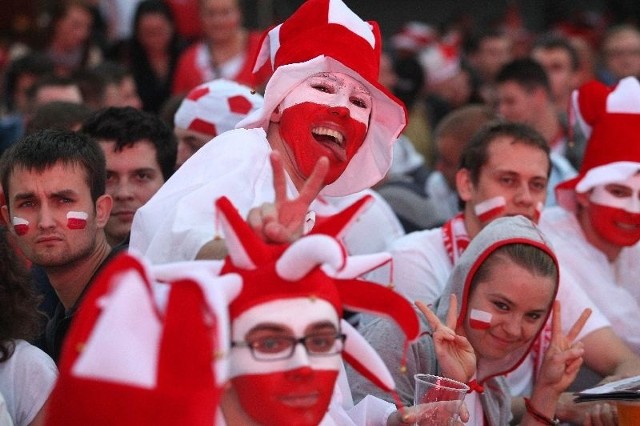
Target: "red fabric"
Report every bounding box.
[165,0,202,41]
[172,31,270,95]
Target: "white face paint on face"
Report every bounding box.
[230,298,341,377]
[589,173,640,214]
[278,72,372,126]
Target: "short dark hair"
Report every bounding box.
[26,101,93,135]
[532,33,580,72]
[2,53,54,112]
[82,106,177,180]
[459,121,550,185]
[496,58,551,95]
[1,129,106,210]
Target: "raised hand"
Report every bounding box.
[416,295,476,383]
[247,151,328,243]
[537,301,590,394]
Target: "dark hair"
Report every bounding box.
[44,0,95,67]
[75,61,133,108]
[470,243,558,295]
[463,29,509,56]
[0,226,45,362]
[26,74,80,106]
[0,129,106,210]
[82,106,177,180]
[533,33,580,72]
[26,101,93,135]
[2,53,55,112]
[459,121,550,185]
[495,58,551,95]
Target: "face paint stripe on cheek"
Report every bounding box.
[469,309,493,330]
[474,196,507,223]
[12,217,29,236]
[67,211,88,229]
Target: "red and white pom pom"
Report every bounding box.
[12,216,29,236]
[469,309,492,330]
[474,196,506,223]
[67,211,88,230]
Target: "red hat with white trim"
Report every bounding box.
[46,253,242,426]
[174,79,264,137]
[237,0,408,197]
[215,194,420,393]
[556,76,640,211]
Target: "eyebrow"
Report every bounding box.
[305,321,338,333]
[247,323,291,334]
[13,189,78,201]
[487,292,548,313]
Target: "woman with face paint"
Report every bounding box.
[350,215,590,425]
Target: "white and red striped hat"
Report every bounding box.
[238,0,407,197]
[174,79,264,137]
[556,76,640,211]
[391,21,437,54]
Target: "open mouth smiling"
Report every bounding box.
[312,126,346,160]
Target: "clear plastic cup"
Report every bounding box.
[412,373,469,425]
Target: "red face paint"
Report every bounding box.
[589,202,640,247]
[67,211,88,230]
[278,102,368,185]
[231,368,338,426]
[474,196,507,224]
[12,217,29,236]
[469,309,492,330]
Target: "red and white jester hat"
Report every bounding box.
[46,253,242,426]
[237,0,408,197]
[174,79,264,137]
[216,194,420,392]
[556,76,640,211]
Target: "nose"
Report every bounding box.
[501,314,523,339]
[37,203,56,230]
[328,105,349,117]
[112,179,134,200]
[286,342,312,371]
[514,183,533,206]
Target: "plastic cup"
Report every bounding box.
[412,373,469,425]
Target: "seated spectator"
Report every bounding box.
[81,107,177,247]
[173,78,263,169]
[0,226,57,426]
[349,215,588,426]
[597,24,640,85]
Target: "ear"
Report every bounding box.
[575,190,591,209]
[270,105,282,123]
[456,168,474,202]
[95,194,113,228]
[1,204,10,227]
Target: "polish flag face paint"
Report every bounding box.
[12,217,29,236]
[469,309,492,330]
[474,196,506,223]
[67,211,88,229]
[533,201,544,223]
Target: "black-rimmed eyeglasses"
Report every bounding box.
[231,332,347,361]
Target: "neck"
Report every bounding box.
[535,107,561,146]
[45,235,112,310]
[463,208,482,239]
[576,208,622,262]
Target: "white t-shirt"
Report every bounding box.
[0,340,57,426]
[540,206,640,353]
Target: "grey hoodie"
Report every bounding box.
[347,216,558,426]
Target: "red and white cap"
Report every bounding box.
[556,76,640,211]
[391,21,437,54]
[46,252,242,426]
[238,0,407,197]
[418,39,461,86]
[215,194,420,392]
[174,79,264,137]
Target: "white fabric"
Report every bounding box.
[0,393,11,426]
[130,128,404,263]
[540,206,640,353]
[548,152,577,207]
[0,340,57,426]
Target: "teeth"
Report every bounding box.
[312,127,344,145]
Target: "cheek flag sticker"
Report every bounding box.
[474,196,506,223]
[67,211,88,230]
[12,217,29,236]
[469,309,492,330]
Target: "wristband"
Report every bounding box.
[523,397,560,426]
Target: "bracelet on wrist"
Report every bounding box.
[523,397,560,426]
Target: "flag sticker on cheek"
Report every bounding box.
[474,196,506,223]
[12,217,29,236]
[469,309,492,330]
[67,211,88,229]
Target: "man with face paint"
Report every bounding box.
[129,0,407,264]
[540,76,640,356]
[0,129,117,363]
[372,121,640,423]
